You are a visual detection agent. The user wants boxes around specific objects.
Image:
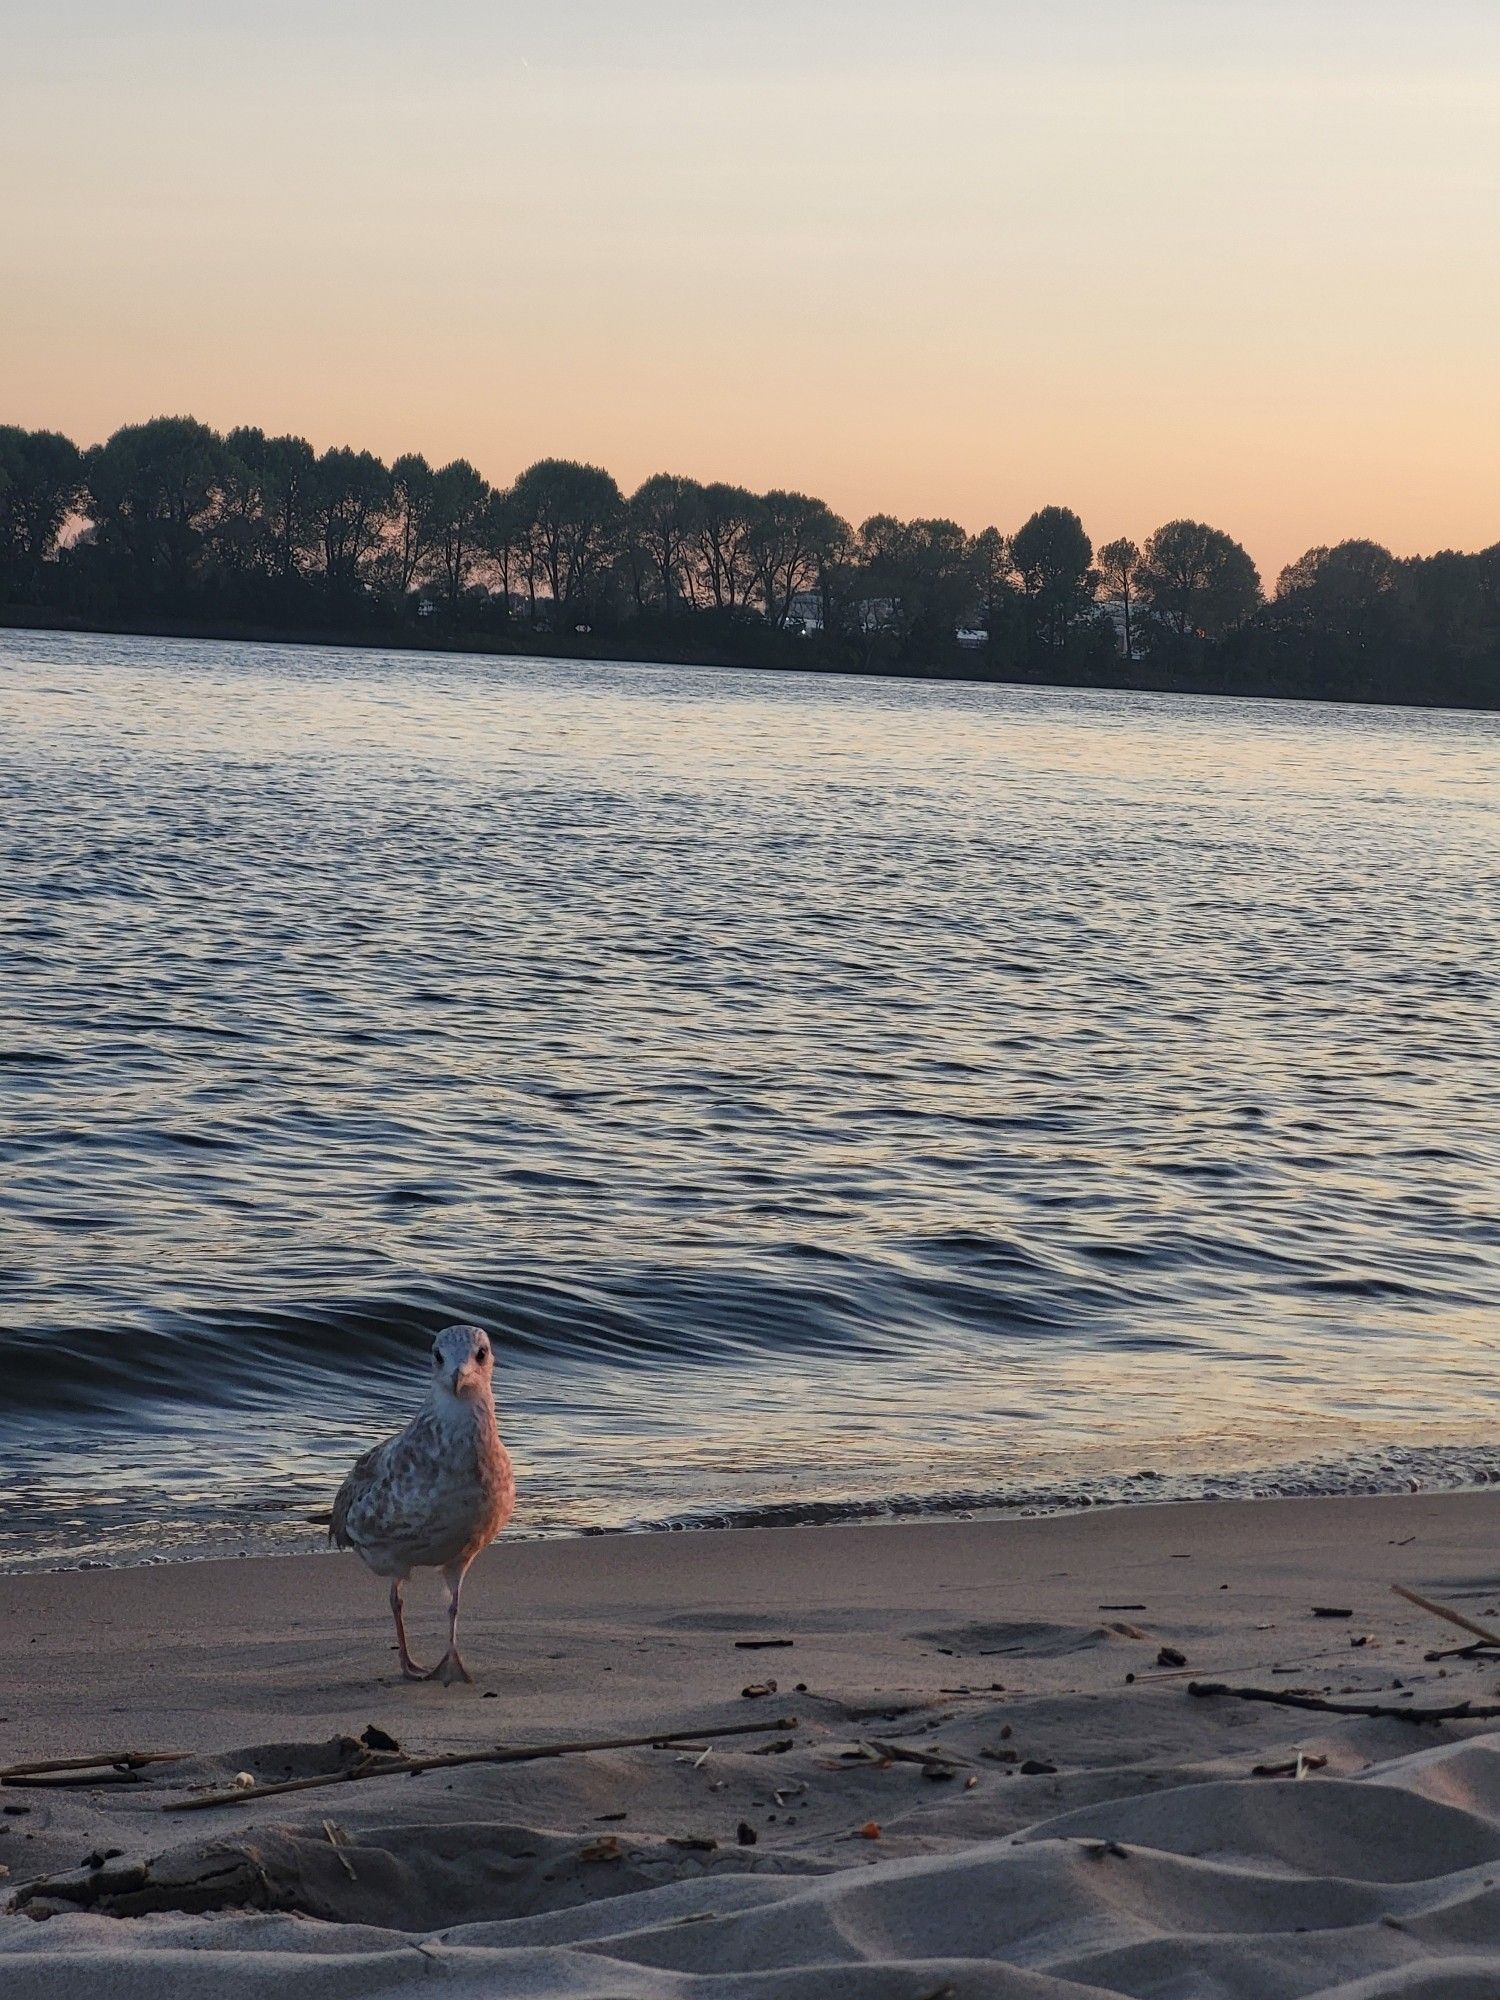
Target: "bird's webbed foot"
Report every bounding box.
[427,1651,474,1686]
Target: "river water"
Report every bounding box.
[1,629,1496,1569]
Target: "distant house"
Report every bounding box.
[854,596,900,635]
[787,591,905,636]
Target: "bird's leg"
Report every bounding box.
[390,1578,430,1680]
[428,1560,474,1684]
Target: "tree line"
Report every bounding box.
[1,415,1495,707]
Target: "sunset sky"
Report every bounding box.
[5,0,1497,583]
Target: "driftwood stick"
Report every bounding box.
[1,1751,184,1782]
[867,1738,967,1768]
[1188,1681,1500,1723]
[1391,1584,1500,1648]
[170,1716,801,1812]
[1136,1664,1250,1684]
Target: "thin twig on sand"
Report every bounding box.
[1391,1584,1500,1648]
[171,1717,801,1812]
[1188,1682,1500,1723]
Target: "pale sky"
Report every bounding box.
[4,0,1497,583]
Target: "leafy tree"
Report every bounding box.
[0,426,82,593]
[215,428,318,586]
[1095,537,1143,659]
[627,473,706,613]
[693,482,760,612]
[1394,551,1500,695]
[216,428,272,575]
[1009,505,1093,653]
[906,518,978,645]
[84,416,230,596]
[1273,541,1397,650]
[310,446,391,594]
[748,490,849,628]
[856,514,977,650]
[477,485,527,613]
[967,527,1013,649]
[429,459,491,608]
[1138,519,1260,643]
[509,458,623,618]
[385,453,440,598]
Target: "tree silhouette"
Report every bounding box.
[628,474,706,613]
[386,453,440,599]
[217,429,318,587]
[748,491,849,628]
[1138,519,1261,645]
[968,527,1012,651]
[856,514,978,651]
[1279,540,1398,634]
[1009,506,1093,655]
[476,485,527,615]
[430,459,491,608]
[0,426,81,596]
[2,409,1495,707]
[694,482,760,612]
[310,447,391,595]
[1096,537,1142,660]
[509,459,623,620]
[85,416,230,596]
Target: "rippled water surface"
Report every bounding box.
[1,630,1497,1568]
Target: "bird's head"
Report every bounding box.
[430,1323,495,1403]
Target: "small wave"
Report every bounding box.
[0,1262,911,1419]
[0,1233,1132,1424]
[599,1443,1500,1536]
[1300,1274,1424,1299]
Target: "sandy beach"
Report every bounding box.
[2,1491,1500,1994]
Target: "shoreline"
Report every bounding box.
[6,1436,1499,1577]
[6,1489,1500,1993]
[7,605,1496,715]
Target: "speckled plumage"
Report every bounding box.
[331,1400,513,1577]
[331,1324,514,1682]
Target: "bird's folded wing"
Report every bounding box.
[329,1441,387,1549]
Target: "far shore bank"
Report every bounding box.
[6,604,1495,714]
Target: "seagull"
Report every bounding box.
[331,1324,515,1684]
